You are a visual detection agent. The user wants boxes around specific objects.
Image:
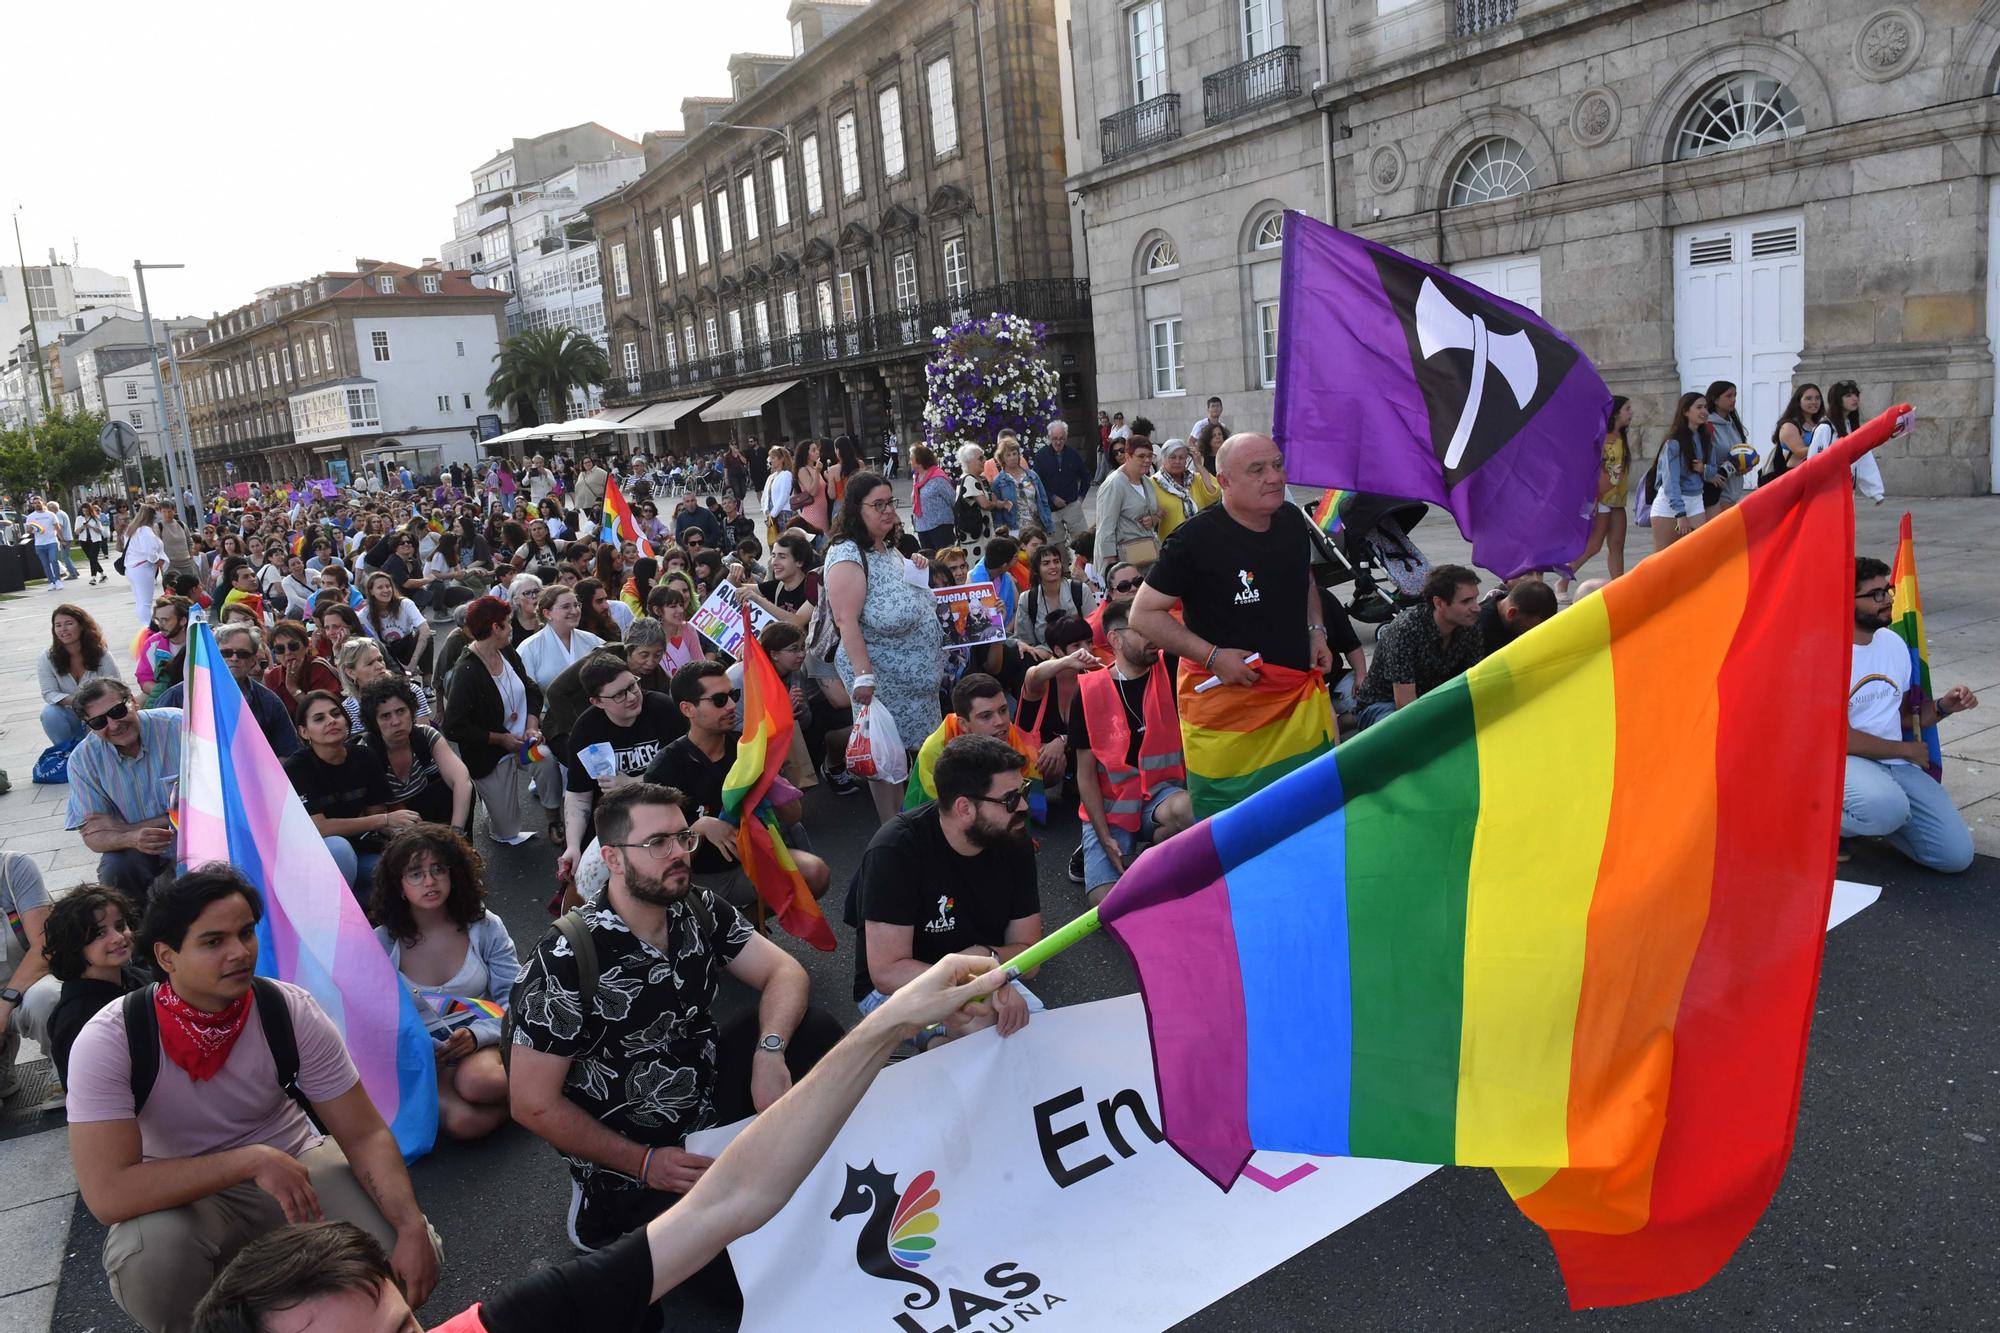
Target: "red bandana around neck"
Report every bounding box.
[154,981,254,1082]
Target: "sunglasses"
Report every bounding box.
[699,690,739,708]
[1112,578,1142,594]
[270,640,300,655]
[218,647,258,661]
[970,781,1033,813]
[84,700,132,731]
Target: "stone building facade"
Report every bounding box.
[589,0,1091,457]
[1069,0,2000,495]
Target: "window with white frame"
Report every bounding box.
[437,394,452,413]
[270,351,281,384]
[714,189,734,254]
[662,331,678,369]
[1241,0,1285,57]
[837,270,859,322]
[1447,137,1534,207]
[1130,1,1167,103]
[622,342,640,383]
[671,216,688,275]
[371,330,391,362]
[321,331,335,368]
[893,251,920,309]
[740,174,760,242]
[704,316,719,354]
[926,57,958,157]
[783,289,801,335]
[376,274,396,294]
[790,18,805,56]
[726,307,744,352]
[572,249,599,289]
[943,236,971,302]
[1144,237,1180,272]
[692,201,710,265]
[130,408,143,427]
[684,322,698,360]
[457,339,467,357]
[652,225,669,283]
[770,156,791,228]
[1253,212,1283,250]
[1149,317,1185,396]
[815,280,836,328]
[801,134,825,214]
[1256,301,1280,387]
[1673,75,1804,161]
[878,86,906,179]
[611,242,631,297]
[125,380,138,399]
[282,347,293,380]
[754,301,771,344]
[835,111,861,198]
[257,357,269,389]
[422,273,441,293]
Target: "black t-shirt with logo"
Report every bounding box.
[563,692,684,795]
[1144,502,1316,672]
[850,804,1039,1001]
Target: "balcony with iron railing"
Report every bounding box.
[1203,46,1303,126]
[604,278,1091,404]
[1099,94,1182,164]
[1454,0,1517,37]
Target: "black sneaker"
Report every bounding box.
[824,765,861,797]
[1067,845,1085,884]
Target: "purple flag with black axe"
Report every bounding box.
[1272,212,1613,578]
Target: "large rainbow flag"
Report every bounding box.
[722,611,836,950]
[602,474,655,557]
[1176,661,1333,821]
[904,714,1048,823]
[1889,512,1941,780]
[177,623,438,1161]
[1099,404,1911,1308]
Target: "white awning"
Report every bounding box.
[617,397,713,431]
[575,405,650,432]
[483,426,541,447]
[698,380,800,419]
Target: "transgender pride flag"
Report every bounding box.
[177,624,438,1160]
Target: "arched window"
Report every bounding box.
[1143,237,1180,273]
[1251,212,1283,250]
[1673,75,1802,161]
[1446,137,1534,208]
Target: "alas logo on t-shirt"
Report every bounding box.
[923,895,958,934]
[1233,569,1260,605]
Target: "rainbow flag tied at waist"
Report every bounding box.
[177,624,438,1160]
[1099,405,1912,1308]
[1176,660,1333,822]
[1889,512,1941,780]
[905,714,1048,823]
[723,609,836,950]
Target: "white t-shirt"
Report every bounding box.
[1849,628,1912,760]
[25,512,60,546]
[367,598,426,643]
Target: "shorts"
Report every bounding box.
[1596,502,1614,515]
[1080,783,1184,891]
[1648,488,1705,520]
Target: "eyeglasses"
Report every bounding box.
[1112,579,1142,594]
[1856,587,1894,603]
[595,679,642,704]
[608,830,703,857]
[699,690,739,709]
[218,647,258,661]
[970,782,1033,813]
[84,700,132,731]
[862,498,897,514]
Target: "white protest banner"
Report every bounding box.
[933,581,1007,649]
[692,578,776,659]
[691,881,1880,1333]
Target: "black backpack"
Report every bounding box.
[124,977,323,1132]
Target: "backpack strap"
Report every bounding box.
[251,977,325,1134]
[552,910,599,1017]
[123,984,160,1117]
[684,888,717,941]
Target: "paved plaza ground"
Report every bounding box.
[2,491,1995,1332]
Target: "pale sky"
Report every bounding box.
[6,0,795,319]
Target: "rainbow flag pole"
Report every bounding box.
[1889,512,1941,780]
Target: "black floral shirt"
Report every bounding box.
[510,892,752,1205]
[1353,604,1485,709]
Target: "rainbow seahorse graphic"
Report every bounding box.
[889,1169,941,1269]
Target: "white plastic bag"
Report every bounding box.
[845,701,908,784]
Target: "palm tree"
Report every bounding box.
[487,327,611,425]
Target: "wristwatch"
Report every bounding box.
[757,1033,786,1054]
[0,988,21,1006]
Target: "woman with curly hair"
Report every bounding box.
[356,678,472,830]
[40,604,122,746]
[39,885,145,1085]
[371,824,518,1140]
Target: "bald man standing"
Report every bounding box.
[1131,433,1333,686]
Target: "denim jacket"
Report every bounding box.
[990,466,1053,532]
[1656,431,1717,518]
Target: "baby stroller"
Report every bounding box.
[1305,491,1434,624]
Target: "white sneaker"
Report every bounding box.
[497,830,537,846]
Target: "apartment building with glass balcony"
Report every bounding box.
[1071,1,2000,495]
[590,0,1091,457]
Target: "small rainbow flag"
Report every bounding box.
[4,906,25,949]
[1312,487,1349,537]
[427,514,446,536]
[417,991,505,1023]
[290,532,307,557]
[1889,512,1941,780]
[1176,661,1333,821]
[1097,406,1908,1308]
[722,609,834,950]
[602,475,655,558]
[178,623,438,1160]
[905,714,1047,824]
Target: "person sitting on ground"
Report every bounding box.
[262,619,344,720]
[1353,564,1485,730]
[968,533,1023,629]
[40,604,124,748]
[559,653,690,893]
[854,735,1042,1049]
[730,622,853,794]
[136,596,193,702]
[371,825,517,1141]
[65,680,181,910]
[1476,578,1559,659]
[284,691,413,894]
[191,954,1012,1333]
[64,866,440,1333]
[1843,556,1977,873]
[511,782,843,1258]
[1073,603,1192,904]
[906,673,1053,823]
[355,678,474,830]
[0,852,60,1097]
[39,884,147,1087]
[635,661,832,914]
[154,623,301,759]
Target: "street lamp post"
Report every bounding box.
[132,260,187,503]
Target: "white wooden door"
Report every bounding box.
[1675,213,1804,483]
[1449,252,1543,315]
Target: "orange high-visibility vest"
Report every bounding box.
[1077,664,1184,831]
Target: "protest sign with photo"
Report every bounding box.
[933,581,1008,648]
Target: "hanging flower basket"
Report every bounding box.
[921,311,1061,464]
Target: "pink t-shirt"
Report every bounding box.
[65,980,360,1162]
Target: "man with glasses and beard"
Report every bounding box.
[1843,557,1976,872]
[852,735,1044,1049]
[64,680,182,908]
[510,783,837,1281]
